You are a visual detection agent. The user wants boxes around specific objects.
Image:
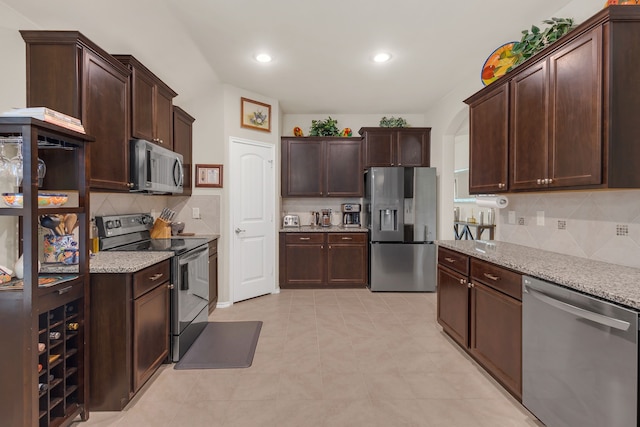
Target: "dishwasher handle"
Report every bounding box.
[524,285,631,331]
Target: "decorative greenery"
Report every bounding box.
[309,116,340,136]
[379,116,409,128]
[511,17,576,69]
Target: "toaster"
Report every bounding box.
[282,214,300,228]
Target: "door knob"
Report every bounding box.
[235,228,246,234]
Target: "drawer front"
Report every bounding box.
[471,258,522,301]
[285,233,325,244]
[328,233,367,244]
[438,247,469,276]
[38,280,84,312]
[133,260,171,299]
[208,239,218,255]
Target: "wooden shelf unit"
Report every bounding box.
[0,117,93,427]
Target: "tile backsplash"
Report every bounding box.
[91,193,220,235]
[494,190,640,269]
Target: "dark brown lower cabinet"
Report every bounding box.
[327,233,368,285]
[280,232,368,288]
[209,239,218,314]
[437,247,523,401]
[436,265,469,347]
[90,260,170,411]
[469,282,522,398]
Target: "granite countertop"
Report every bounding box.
[40,235,219,274]
[40,251,174,274]
[280,225,367,233]
[437,240,640,310]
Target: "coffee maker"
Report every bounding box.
[341,203,361,228]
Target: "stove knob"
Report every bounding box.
[105,220,114,229]
[142,215,153,225]
[114,220,121,228]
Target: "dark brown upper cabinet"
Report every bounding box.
[114,55,177,151]
[281,137,363,197]
[21,30,132,191]
[465,6,640,193]
[359,127,430,168]
[467,84,509,193]
[173,106,195,196]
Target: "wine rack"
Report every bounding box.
[38,297,84,427]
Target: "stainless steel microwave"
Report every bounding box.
[130,139,184,194]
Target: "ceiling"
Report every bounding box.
[2,0,578,114]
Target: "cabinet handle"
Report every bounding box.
[127,182,134,188]
[445,257,456,263]
[548,178,553,184]
[321,245,324,249]
[483,273,500,281]
[57,286,72,295]
[299,237,311,241]
[459,278,466,285]
[149,273,164,281]
[329,245,332,249]
[168,283,175,289]
[468,283,474,288]
[537,179,542,184]
[341,237,353,240]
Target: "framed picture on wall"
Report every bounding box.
[240,97,271,132]
[195,164,223,188]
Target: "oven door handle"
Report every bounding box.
[178,246,208,265]
[524,285,631,331]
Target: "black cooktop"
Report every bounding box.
[109,238,209,255]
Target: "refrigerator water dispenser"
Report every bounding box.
[379,209,397,231]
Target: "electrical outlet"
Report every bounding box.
[518,217,526,226]
[508,210,516,224]
[558,220,567,230]
[536,211,545,226]
[192,207,200,219]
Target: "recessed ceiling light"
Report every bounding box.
[255,53,272,63]
[373,52,392,63]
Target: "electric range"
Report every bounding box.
[95,213,210,361]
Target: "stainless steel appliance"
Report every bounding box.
[96,213,210,362]
[522,276,638,427]
[341,203,361,228]
[321,209,332,227]
[282,214,300,228]
[364,167,437,292]
[130,139,184,194]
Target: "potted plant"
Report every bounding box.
[309,116,340,136]
[511,17,576,69]
[379,116,409,127]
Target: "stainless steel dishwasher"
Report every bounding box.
[522,276,638,427]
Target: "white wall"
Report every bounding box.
[221,85,280,304]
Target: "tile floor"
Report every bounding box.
[72,289,543,427]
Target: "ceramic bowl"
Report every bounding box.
[1,193,68,208]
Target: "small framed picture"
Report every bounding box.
[195,164,223,188]
[241,97,271,132]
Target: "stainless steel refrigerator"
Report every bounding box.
[364,167,437,292]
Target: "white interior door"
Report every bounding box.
[230,137,276,303]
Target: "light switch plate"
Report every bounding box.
[508,210,516,224]
[192,207,200,219]
[536,211,545,226]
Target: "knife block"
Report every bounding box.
[150,218,171,239]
